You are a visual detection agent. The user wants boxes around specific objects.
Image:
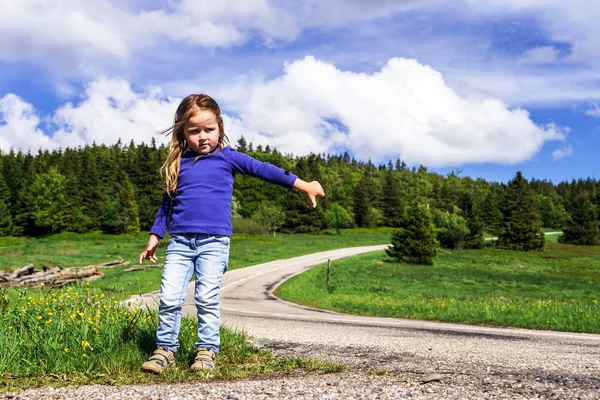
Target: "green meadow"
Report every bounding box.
[1,230,385,391]
[276,238,600,333]
[0,285,344,392]
[0,228,391,299]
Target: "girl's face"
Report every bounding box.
[184,110,220,155]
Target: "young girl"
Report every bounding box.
[139,94,325,373]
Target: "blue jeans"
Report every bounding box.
[155,233,229,353]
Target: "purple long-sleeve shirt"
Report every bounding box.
[150,146,297,238]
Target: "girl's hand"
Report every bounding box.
[139,234,160,264]
[294,179,325,208]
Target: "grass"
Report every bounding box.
[275,242,600,333]
[0,228,391,299]
[0,228,381,391]
[0,284,345,392]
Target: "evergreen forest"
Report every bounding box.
[0,137,598,248]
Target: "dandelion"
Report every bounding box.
[81,340,91,350]
[37,316,42,320]
[40,282,44,287]
[46,319,52,324]
[64,348,69,353]
[47,311,53,317]
[8,326,13,330]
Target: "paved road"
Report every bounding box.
[128,245,600,397]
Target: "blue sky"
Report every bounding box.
[0,0,599,183]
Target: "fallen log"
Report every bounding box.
[84,260,131,269]
[2,264,106,288]
[8,264,34,280]
[123,264,164,272]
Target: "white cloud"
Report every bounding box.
[0,94,56,152]
[463,0,600,63]
[585,104,600,118]
[552,144,573,160]
[51,78,176,149]
[519,46,560,65]
[0,78,177,152]
[288,0,439,27]
[0,57,567,167]
[216,57,565,167]
[445,67,600,106]
[0,0,297,75]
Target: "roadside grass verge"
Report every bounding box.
[0,228,391,299]
[0,285,345,392]
[275,243,600,333]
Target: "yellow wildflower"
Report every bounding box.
[37,316,42,320]
[64,348,69,353]
[81,340,92,350]
[8,326,13,330]
[46,319,52,324]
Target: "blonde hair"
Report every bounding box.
[161,94,230,195]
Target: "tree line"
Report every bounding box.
[0,137,598,248]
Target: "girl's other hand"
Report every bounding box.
[139,234,160,264]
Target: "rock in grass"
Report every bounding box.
[421,372,443,383]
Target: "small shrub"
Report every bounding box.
[232,216,268,235]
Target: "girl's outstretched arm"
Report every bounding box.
[293,178,325,208]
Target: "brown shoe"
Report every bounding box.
[141,347,175,373]
[190,348,216,371]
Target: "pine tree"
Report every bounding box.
[558,195,599,245]
[386,202,438,265]
[281,156,324,233]
[459,191,485,249]
[353,168,377,227]
[101,169,140,234]
[480,186,504,236]
[381,170,403,227]
[0,173,12,236]
[497,172,545,251]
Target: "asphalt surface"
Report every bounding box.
[128,245,600,396]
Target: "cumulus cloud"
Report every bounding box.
[585,104,600,118]
[217,57,565,167]
[552,144,573,160]
[0,78,177,152]
[0,58,568,168]
[0,94,56,152]
[51,79,176,149]
[0,0,297,75]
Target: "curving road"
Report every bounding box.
[128,245,600,397]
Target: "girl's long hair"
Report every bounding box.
[161,94,230,195]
